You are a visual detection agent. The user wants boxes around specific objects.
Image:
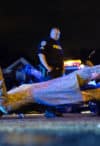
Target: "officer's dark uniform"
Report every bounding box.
[38,38,64,80]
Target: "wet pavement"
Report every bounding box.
[0,113,100,146]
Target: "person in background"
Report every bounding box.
[37,27,64,81]
[37,27,64,117]
[81,48,100,84]
[81,48,100,66]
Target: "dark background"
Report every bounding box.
[0,0,100,67]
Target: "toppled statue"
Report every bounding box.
[0,65,100,116]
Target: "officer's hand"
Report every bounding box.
[47,66,53,72]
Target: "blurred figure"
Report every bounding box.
[81,48,100,66]
[80,48,100,85]
[37,27,64,117]
[37,27,64,81]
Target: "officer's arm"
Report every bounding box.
[38,53,53,72]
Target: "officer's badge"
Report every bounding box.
[53,44,62,50]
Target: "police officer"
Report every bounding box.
[38,27,64,81]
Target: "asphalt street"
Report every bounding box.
[0,113,100,146]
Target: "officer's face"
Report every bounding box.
[50,28,61,40]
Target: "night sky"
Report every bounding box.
[0,0,100,67]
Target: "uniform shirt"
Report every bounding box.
[38,38,64,70]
